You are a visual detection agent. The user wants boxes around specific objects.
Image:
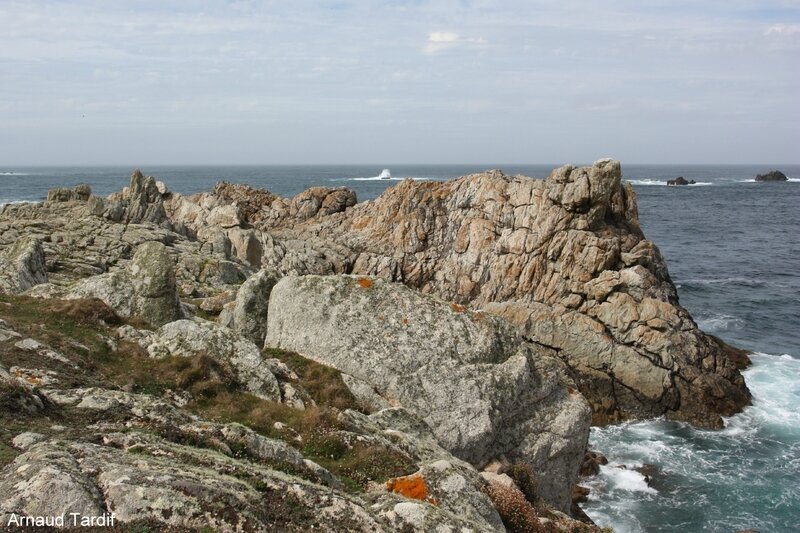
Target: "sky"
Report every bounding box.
[0,0,798,165]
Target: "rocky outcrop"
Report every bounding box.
[0,159,752,428]
[66,241,183,326]
[88,169,170,226]
[151,158,747,428]
[47,183,92,202]
[266,274,591,512]
[754,170,788,182]
[0,237,47,294]
[666,177,695,186]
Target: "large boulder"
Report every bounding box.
[0,236,48,294]
[265,274,591,512]
[66,241,182,326]
[229,267,281,345]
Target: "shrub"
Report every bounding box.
[482,481,542,533]
[501,462,538,503]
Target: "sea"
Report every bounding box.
[2,164,799,532]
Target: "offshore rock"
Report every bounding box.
[0,236,48,294]
[266,274,591,512]
[754,170,788,182]
[66,241,182,326]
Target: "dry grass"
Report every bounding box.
[264,348,363,412]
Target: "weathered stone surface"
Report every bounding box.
[229,267,281,345]
[47,183,92,202]
[266,274,591,511]
[0,236,47,293]
[0,319,22,342]
[0,409,546,532]
[43,387,193,426]
[11,432,47,450]
[124,169,170,225]
[66,241,183,326]
[0,438,384,532]
[0,444,105,525]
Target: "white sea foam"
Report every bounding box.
[584,352,800,532]
[601,464,658,494]
[728,353,800,430]
[678,276,765,287]
[0,172,31,176]
[697,314,745,332]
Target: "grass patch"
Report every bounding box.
[0,438,18,467]
[263,348,362,412]
[192,389,415,490]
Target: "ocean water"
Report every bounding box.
[2,163,799,532]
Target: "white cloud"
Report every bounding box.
[0,0,798,164]
[765,24,800,36]
[429,31,459,43]
[425,31,487,53]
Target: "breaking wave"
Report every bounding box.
[582,353,800,533]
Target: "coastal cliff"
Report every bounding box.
[0,160,750,531]
[157,158,751,428]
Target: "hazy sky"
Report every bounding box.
[1,0,798,165]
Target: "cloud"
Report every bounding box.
[0,0,798,164]
[764,23,800,35]
[425,31,487,53]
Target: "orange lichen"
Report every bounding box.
[386,473,439,506]
[357,278,374,289]
[450,303,467,313]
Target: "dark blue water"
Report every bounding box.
[2,164,799,532]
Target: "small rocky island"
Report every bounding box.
[754,170,788,182]
[666,176,696,186]
[0,160,751,531]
